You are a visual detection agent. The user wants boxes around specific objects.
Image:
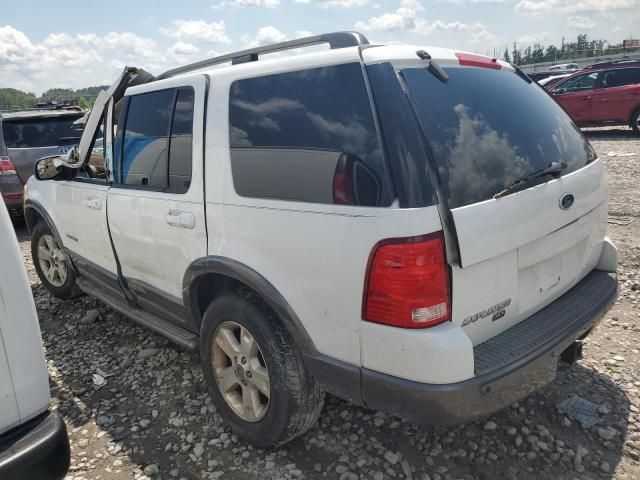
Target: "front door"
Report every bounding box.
[52,110,117,291]
[106,76,207,326]
[552,71,600,124]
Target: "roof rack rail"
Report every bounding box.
[584,58,640,70]
[155,31,369,81]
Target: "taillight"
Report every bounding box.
[0,156,17,176]
[363,232,451,329]
[332,155,355,205]
[455,52,501,70]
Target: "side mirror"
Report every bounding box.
[35,156,65,180]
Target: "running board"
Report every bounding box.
[76,277,199,351]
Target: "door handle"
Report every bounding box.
[85,196,102,210]
[164,210,195,229]
[582,96,592,101]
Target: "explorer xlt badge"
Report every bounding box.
[462,299,512,327]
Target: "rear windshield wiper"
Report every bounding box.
[416,50,449,83]
[494,161,567,199]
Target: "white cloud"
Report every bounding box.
[213,0,280,8]
[0,26,172,94]
[168,41,200,62]
[355,0,423,31]
[160,19,231,44]
[568,15,597,30]
[242,26,287,48]
[517,32,552,44]
[515,0,639,15]
[355,1,498,46]
[295,0,371,6]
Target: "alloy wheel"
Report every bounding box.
[37,234,67,287]
[211,321,271,422]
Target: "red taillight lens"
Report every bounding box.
[363,232,451,329]
[455,52,501,70]
[0,156,17,176]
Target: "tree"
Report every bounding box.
[503,47,511,63]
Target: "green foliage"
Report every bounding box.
[0,85,108,111]
[0,88,38,110]
[506,33,639,66]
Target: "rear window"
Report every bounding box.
[403,67,595,208]
[2,116,81,148]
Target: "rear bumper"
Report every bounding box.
[361,270,618,424]
[0,411,70,480]
[308,270,618,424]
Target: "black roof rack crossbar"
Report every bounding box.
[155,31,369,80]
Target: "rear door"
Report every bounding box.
[591,68,640,122]
[107,76,207,326]
[3,114,82,183]
[551,71,600,123]
[399,63,607,345]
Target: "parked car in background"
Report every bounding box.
[25,32,618,447]
[0,107,84,218]
[538,73,572,89]
[549,61,640,133]
[0,198,70,480]
[548,63,579,71]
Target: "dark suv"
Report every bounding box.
[548,60,640,134]
[0,107,84,218]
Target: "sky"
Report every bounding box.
[1,0,639,95]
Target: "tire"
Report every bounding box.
[631,108,640,135]
[200,292,324,448]
[31,222,81,299]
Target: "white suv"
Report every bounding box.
[24,32,618,448]
[0,199,70,479]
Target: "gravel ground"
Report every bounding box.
[14,127,640,480]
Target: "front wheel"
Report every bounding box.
[200,293,324,448]
[31,222,80,299]
[632,108,640,135]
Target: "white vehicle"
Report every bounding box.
[0,199,70,479]
[538,73,572,87]
[548,63,580,71]
[24,32,618,447]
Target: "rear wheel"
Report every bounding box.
[31,222,80,299]
[632,108,640,135]
[200,293,324,447]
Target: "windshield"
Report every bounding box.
[2,116,82,148]
[403,66,595,208]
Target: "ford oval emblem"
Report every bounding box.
[559,193,574,210]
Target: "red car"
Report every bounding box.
[548,61,640,134]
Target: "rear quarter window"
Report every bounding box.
[228,63,393,207]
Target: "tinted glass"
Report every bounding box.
[121,89,173,188]
[404,67,595,209]
[602,68,640,88]
[2,116,82,148]
[559,72,598,93]
[229,63,391,206]
[366,63,436,208]
[168,88,194,193]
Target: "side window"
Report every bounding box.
[116,88,194,192]
[121,89,174,188]
[86,114,106,179]
[228,63,391,206]
[560,72,598,93]
[602,69,640,88]
[168,88,194,193]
